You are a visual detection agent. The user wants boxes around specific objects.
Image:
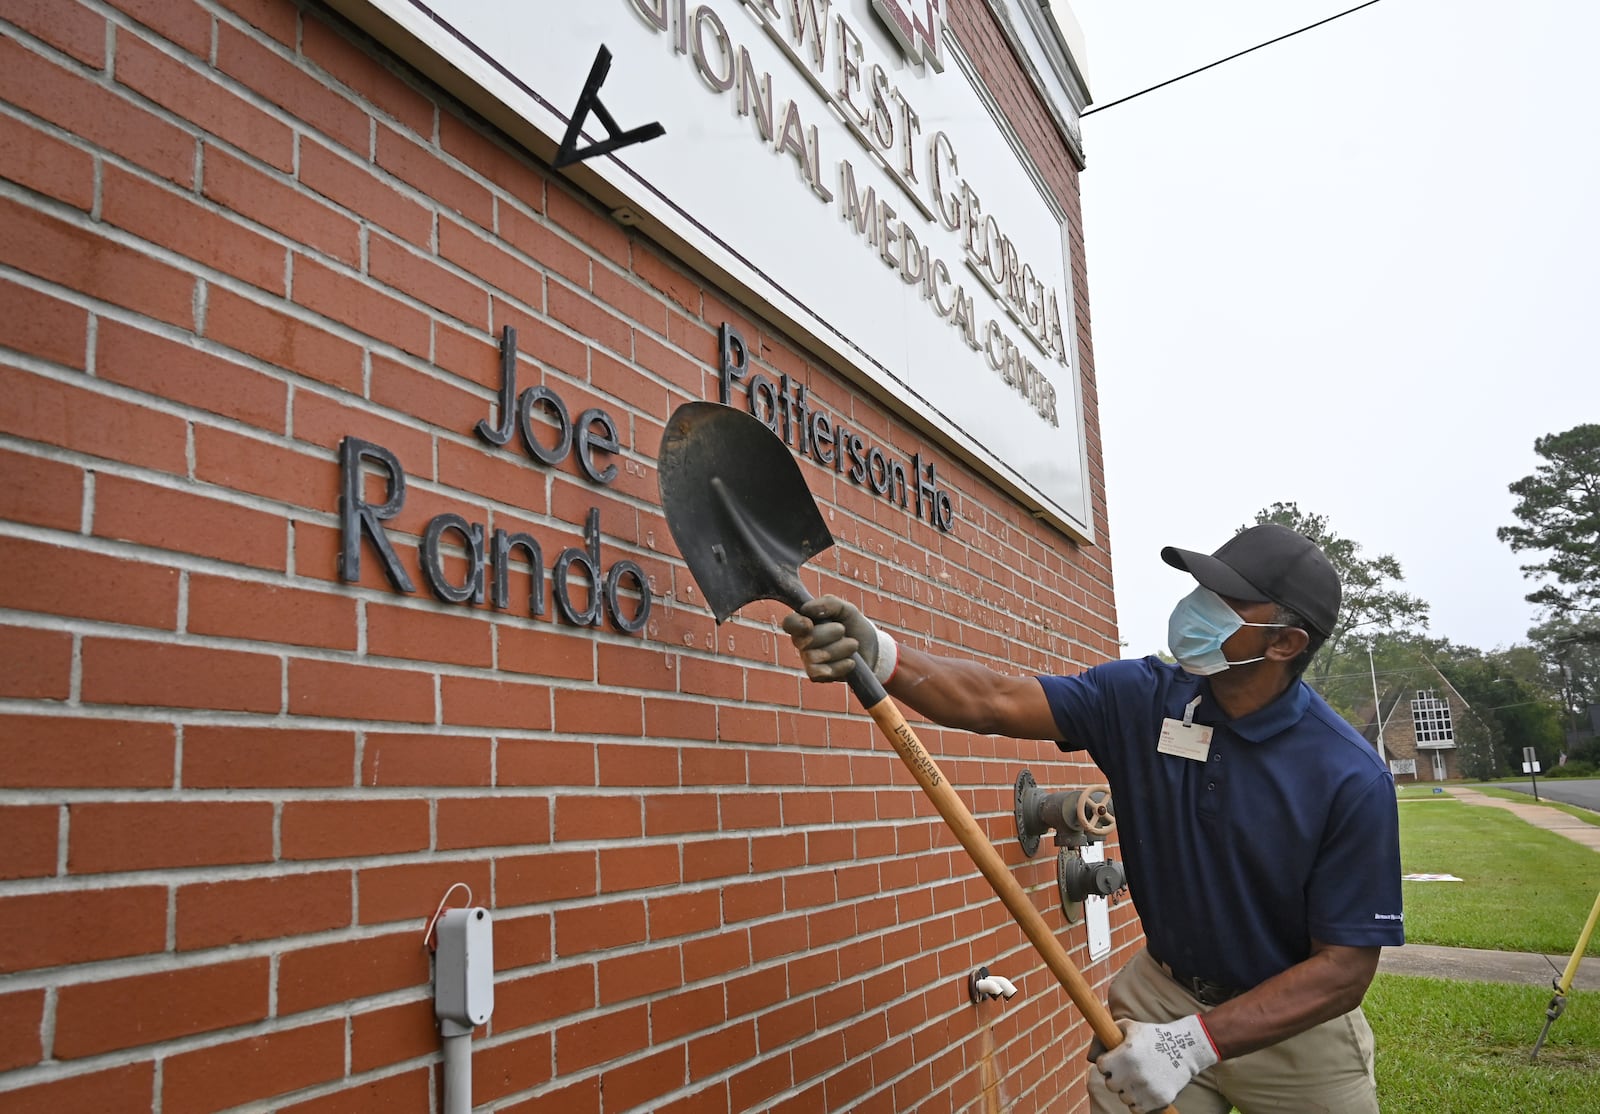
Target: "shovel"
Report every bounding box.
[657,402,1155,1098]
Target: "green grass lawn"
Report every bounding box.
[1350,798,1600,1111]
[1399,799,1600,954]
[1397,783,1455,800]
[1369,974,1600,1111]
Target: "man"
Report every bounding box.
[782,524,1402,1114]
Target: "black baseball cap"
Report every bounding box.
[1161,524,1341,637]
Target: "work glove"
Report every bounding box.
[780,596,897,684]
[1090,1015,1219,1114]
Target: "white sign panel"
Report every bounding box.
[1082,840,1112,962]
[339,0,1093,539]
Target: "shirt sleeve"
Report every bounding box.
[1306,769,1405,947]
[1035,665,1112,765]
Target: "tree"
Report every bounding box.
[1247,503,1431,686]
[1497,424,1600,617]
[1452,700,1502,780]
[1308,632,1430,727]
[1433,643,1564,776]
[1527,613,1600,709]
[1527,613,1600,762]
[1310,635,1521,778]
[1308,632,1562,779]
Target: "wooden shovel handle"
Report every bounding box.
[852,678,1179,1114]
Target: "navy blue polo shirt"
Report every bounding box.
[1038,656,1403,990]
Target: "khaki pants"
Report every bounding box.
[1087,949,1378,1114]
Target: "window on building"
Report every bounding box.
[1411,689,1455,746]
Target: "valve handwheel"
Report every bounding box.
[1075,784,1115,838]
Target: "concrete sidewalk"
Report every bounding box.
[1379,942,1597,989]
[1377,785,1600,987]
[1448,785,1600,855]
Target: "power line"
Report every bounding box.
[1080,0,1386,118]
[1314,665,1443,683]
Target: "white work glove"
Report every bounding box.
[780,596,897,684]
[1091,1015,1219,1114]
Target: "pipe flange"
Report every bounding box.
[968,965,991,1004]
[1014,769,1041,858]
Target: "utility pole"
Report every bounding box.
[1368,644,1389,767]
[1561,659,1580,758]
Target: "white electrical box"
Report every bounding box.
[435,907,495,1027]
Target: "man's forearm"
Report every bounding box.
[1199,944,1379,1059]
[885,645,1063,742]
[784,598,1060,742]
[886,644,1019,735]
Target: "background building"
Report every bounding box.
[1359,664,1483,783]
[0,1,1127,1110]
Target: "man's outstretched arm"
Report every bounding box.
[783,596,1060,741]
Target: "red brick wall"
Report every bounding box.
[0,0,1127,1110]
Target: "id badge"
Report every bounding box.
[1157,696,1212,761]
[1158,718,1213,761]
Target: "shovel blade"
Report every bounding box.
[657,402,833,621]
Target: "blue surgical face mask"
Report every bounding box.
[1167,586,1287,676]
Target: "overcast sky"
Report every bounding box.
[1067,0,1598,658]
